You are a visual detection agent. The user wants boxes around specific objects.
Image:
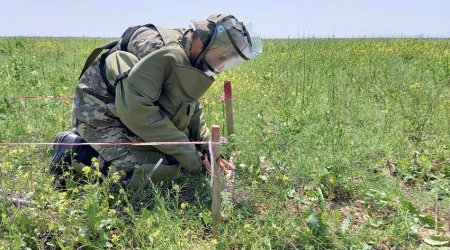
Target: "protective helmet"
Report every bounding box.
[192,14,263,76]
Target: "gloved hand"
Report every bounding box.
[198,151,235,173]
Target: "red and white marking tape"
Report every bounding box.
[0,141,216,146]
[5,96,214,101]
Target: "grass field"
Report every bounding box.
[0,37,449,249]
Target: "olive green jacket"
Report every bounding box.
[105,43,213,172]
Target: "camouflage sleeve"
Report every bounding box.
[115,48,202,172]
[127,27,164,59]
[188,101,210,152]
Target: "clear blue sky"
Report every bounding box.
[1,0,449,38]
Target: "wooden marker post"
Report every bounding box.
[211,125,223,238]
[224,80,234,136]
[223,80,236,205]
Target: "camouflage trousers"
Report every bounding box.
[75,120,181,202]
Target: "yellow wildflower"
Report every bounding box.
[152,229,160,239]
[111,233,119,242]
[92,157,100,169]
[59,201,69,212]
[59,192,67,199]
[409,82,420,91]
[81,166,91,175]
[112,172,121,183]
[0,162,13,170]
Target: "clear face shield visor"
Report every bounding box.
[202,18,263,74]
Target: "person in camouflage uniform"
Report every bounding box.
[49,14,263,202]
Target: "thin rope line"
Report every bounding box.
[2,96,215,101]
[16,96,72,100]
[0,140,224,146]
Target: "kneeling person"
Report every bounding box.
[49,14,263,202]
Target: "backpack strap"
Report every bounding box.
[98,52,115,96]
[77,25,146,81]
[120,24,156,51]
[78,39,118,80]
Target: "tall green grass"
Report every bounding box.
[0,37,449,249]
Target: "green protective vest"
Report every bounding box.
[104,31,214,172]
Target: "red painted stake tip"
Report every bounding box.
[224,80,232,100]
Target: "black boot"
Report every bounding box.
[48,131,99,174]
[49,131,81,175]
[49,131,101,189]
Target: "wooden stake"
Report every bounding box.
[223,80,236,205]
[224,80,234,136]
[211,125,223,238]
